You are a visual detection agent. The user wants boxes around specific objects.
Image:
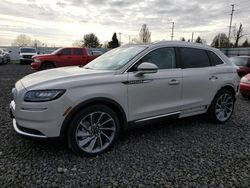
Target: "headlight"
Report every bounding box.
[24,89,66,102]
[240,77,250,84]
[34,58,41,63]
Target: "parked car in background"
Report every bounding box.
[10,41,240,156]
[90,50,103,56]
[2,48,11,63]
[240,73,250,98]
[19,47,38,64]
[31,47,98,70]
[229,56,250,77]
[0,48,11,64]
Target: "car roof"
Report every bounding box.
[230,56,250,58]
[123,41,215,51]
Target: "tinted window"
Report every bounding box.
[61,48,71,55]
[73,48,83,55]
[208,51,224,65]
[180,48,210,68]
[141,48,176,69]
[229,57,248,66]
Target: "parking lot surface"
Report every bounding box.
[0,64,250,187]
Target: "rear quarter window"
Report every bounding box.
[180,48,210,68]
[208,51,224,65]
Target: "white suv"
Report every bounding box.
[19,47,37,64]
[10,41,240,156]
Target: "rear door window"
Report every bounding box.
[180,48,211,68]
[73,48,83,55]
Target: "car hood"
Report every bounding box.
[20,66,115,90]
[32,54,54,58]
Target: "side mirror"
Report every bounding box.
[9,51,12,53]
[91,52,94,55]
[37,52,40,54]
[134,62,158,77]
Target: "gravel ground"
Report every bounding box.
[0,64,250,187]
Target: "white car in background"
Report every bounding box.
[10,41,240,156]
[19,47,37,64]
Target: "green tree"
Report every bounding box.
[233,23,245,48]
[83,33,100,48]
[139,24,151,43]
[241,39,250,47]
[195,36,206,44]
[11,34,32,47]
[108,32,119,48]
[195,36,202,43]
[211,33,231,48]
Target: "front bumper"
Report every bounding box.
[240,83,250,95]
[9,99,67,138]
[31,62,41,70]
[13,118,47,138]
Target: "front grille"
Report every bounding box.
[23,55,32,59]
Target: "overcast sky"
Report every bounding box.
[0,0,249,47]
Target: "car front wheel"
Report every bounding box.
[208,89,235,124]
[68,105,120,156]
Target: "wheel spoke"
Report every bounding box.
[77,131,91,138]
[96,112,104,124]
[98,135,103,148]
[80,121,91,133]
[100,118,113,127]
[87,137,97,152]
[101,131,111,142]
[99,127,115,131]
[89,113,94,126]
[226,106,233,112]
[79,136,95,147]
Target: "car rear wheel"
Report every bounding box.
[67,105,120,157]
[41,62,55,70]
[208,89,235,124]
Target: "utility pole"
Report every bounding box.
[118,32,122,44]
[171,22,174,40]
[228,4,235,42]
[191,32,194,42]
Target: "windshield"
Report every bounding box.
[229,57,249,66]
[20,48,36,53]
[84,46,146,70]
[52,48,62,55]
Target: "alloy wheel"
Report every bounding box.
[215,93,234,122]
[75,111,116,154]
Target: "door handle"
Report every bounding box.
[209,75,218,80]
[168,79,180,85]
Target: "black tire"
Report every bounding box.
[41,62,55,70]
[207,89,235,124]
[67,105,120,157]
[20,60,24,65]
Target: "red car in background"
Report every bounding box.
[31,47,99,70]
[240,73,250,98]
[229,56,250,77]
